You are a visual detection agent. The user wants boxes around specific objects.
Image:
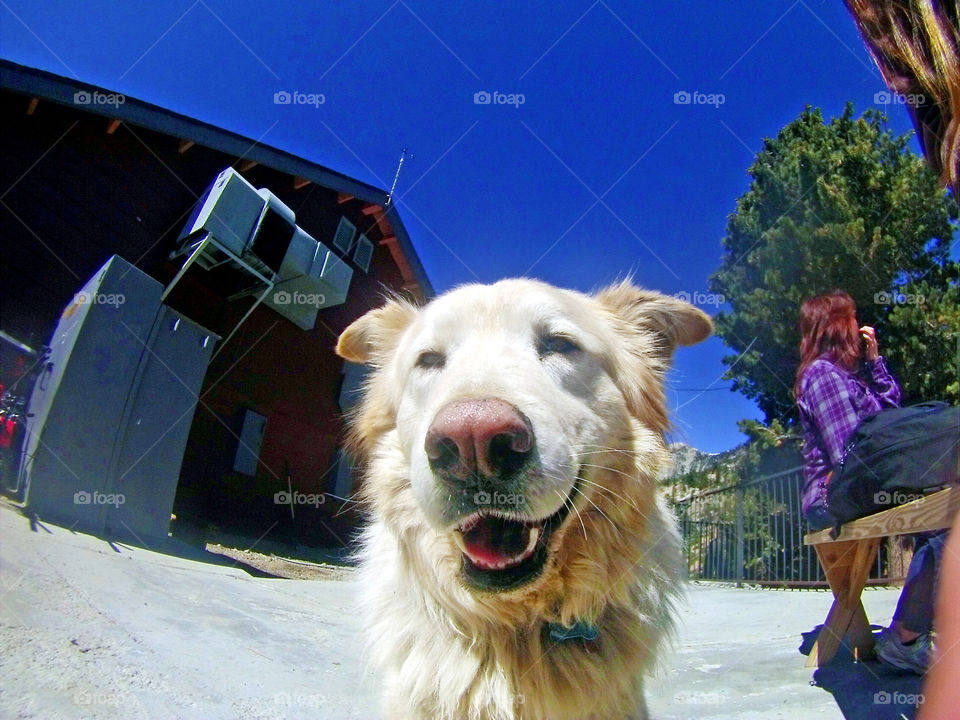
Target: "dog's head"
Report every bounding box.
[337,279,710,601]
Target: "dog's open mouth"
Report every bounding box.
[452,485,577,592]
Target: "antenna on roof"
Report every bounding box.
[386,147,413,206]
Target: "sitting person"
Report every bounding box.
[794,290,944,673]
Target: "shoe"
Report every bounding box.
[876,628,931,674]
[874,626,896,656]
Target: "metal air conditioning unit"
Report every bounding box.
[177,167,270,267]
[260,222,353,330]
[21,256,218,541]
[170,168,353,331]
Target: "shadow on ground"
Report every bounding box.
[25,510,284,578]
[5,492,358,579]
[801,626,925,720]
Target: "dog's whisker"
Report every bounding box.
[577,447,638,458]
[575,472,641,508]
[537,465,642,515]
[572,485,623,540]
[576,462,639,484]
[574,476,651,521]
[579,440,644,452]
[576,467,656,518]
[555,488,588,541]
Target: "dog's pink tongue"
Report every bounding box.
[461,516,534,570]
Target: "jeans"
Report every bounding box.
[894,530,947,635]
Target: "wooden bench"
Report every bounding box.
[803,485,959,667]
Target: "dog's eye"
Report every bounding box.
[539,334,580,356]
[415,351,446,369]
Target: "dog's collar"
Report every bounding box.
[546,620,599,643]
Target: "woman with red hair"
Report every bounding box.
[795,290,942,674]
[795,290,901,529]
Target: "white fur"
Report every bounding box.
[337,279,711,720]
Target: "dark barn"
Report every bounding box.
[0,60,433,548]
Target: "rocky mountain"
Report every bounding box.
[659,441,748,481]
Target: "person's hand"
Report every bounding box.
[860,325,879,362]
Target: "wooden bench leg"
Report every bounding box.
[806,538,880,667]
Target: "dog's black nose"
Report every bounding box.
[425,399,533,481]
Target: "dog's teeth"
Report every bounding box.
[525,527,540,556]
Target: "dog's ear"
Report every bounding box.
[336,298,419,364]
[594,281,712,357]
[594,281,712,433]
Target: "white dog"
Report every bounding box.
[336,279,711,720]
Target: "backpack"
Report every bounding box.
[825,401,960,530]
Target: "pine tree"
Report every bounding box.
[710,104,959,424]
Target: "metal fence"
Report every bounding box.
[671,466,904,587]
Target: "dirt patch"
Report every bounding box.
[205,543,353,581]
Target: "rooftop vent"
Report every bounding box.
[353,234,374,273]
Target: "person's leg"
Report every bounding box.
[892,531,948,641]
[876,530,946,673]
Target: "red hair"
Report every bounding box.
[794,290,862,398]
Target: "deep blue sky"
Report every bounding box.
[0,1,924,453]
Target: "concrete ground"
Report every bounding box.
[0,501,925,719]
[645,583,923,720]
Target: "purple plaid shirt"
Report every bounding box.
[796,354,901,514]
